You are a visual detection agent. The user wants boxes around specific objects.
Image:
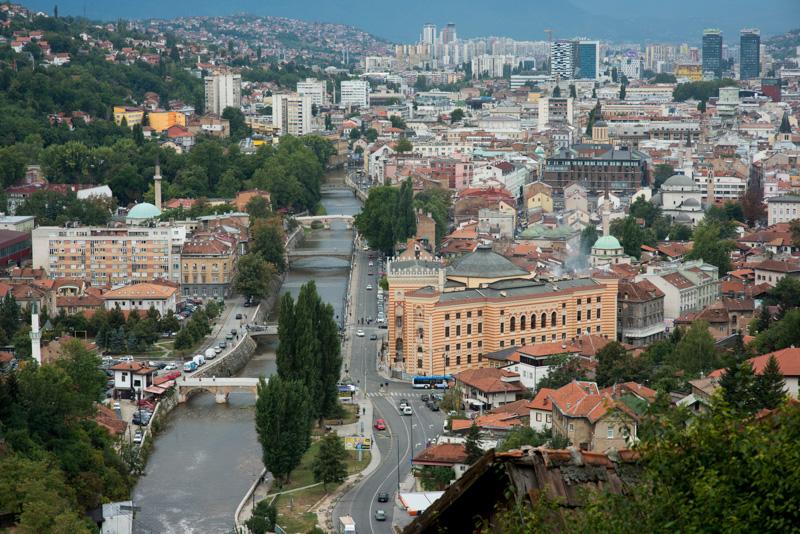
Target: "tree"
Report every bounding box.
[349,128,361,140]
[763,276,800,313]
[552,85,561,97]
[619,82,626,100]
[465,423,483,464]
[390,115,407,130]
[596,342,647,387]
[173,328,194,350]
[497,427,550,452]
[364,128,378,142]
[569,84,577,98]
[250,217,286,272]
[536,355,587,389]
[610,216,649,258]
[414,187,452,246]
[653,163,675,190]
[222,106,250,140]
[395,137,413,153]
[354,186,400,254]
[255,376,312,485]
[245,500,277,534]
[393,177,416,245]
[697,99,707,113]
[418,466,455,490]
[753,309,800,355]
[741,179,766,226]
[754,355,786,410]
[668,224,693,241]
[234,254,275,300]
[579,225,599,257]
[686,220,734,274]
[312,432,348,490]
[0,293,21,340]
[246,196,271,219]
[275,292,296,378]
[667,321,717,375]
[450,108,465,123]
[719,361,758,413]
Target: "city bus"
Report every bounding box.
[411,375,452,389]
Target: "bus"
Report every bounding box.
[412,375,452,389]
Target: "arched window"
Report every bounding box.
[541,313,547,328]
[551,311,557,327]
[531,314,536,329]
[520,315,526,330]
[510,316,516,332]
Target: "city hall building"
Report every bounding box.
[386,246,618,376]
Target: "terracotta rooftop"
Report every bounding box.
[454,368,526,394]
[529,387,556,411]
[110,361,158,374]
[662,271,695,289]
[103,282,178,300]
[412,443,468,465]
[710,347,800,378]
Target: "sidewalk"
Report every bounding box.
[391,473,417,532]
[235,470,273,531]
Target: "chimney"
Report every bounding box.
[154,157,163,211]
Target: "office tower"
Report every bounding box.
[440,23,457,45]
[550,40,576,80]
[740,29,761,80]
[702,29,723,79]
[340,80,370,108]
[272,93,313,136]
[296,78,326,107]
[204,72,242,115]
[422,24,437,45]
[577,41,599,80]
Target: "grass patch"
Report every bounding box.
[281,436,371,492]
[326,402,359,425]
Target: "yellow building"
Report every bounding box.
[675,64,703,81]
[180,233,238,299]
[148,110,187,133]
[524,182,554,213]
[387,247,618,376]
[113,106,145,127]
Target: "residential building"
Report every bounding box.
[340,80,370,108]
[112,106,144,127]
[454,367,526,410]
[111,361,157,400]
[296,78,326,107]
[766,195,800,225]
[485,344,569,389]
[180,233,238,298]
[204,72,242,116]
[709,347,800,398]
[412,443,469,487]
[739,29,761,80]
[0,214,35,233]
[702,29,723,79]
[548,380,638,452]
[148,110,187,133]
[31,224,185,286]
[477,208,514,239]
[103,282,179,315]
[753,259,800,287]
[543,146,649,195]
[529,387,555,432]
[272,93,313,136]
[387,246,619,375]
[617,279,665,347]
[537,97,574,130]
[0,229,31,266]
[637,260,720,325]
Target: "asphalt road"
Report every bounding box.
[334,247,445,533]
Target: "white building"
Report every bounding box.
[204,72,242,116]
[103,282,179,315]
[766,195,800,225]
[272,93,313,136]
[694,175,747,202]
[636,260,720,325]
[550,40,575,80]
[340,80,370,108]
[477,208,515,239]
[471,55,516,79]
[619,56,642,80]
[296,78,326,107]
[529,387,554,432]
[659,174,705,226]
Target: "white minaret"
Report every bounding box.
[154,159,162,211]
[30,303,42,365]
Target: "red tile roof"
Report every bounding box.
[709,347,800,378]
[455,368,526,394]
[412,443,468,465]
[529,387,556,411]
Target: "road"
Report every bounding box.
[334,246,445,533]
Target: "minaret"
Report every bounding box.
[601,185,611,236]
[154,158,162,211]
[706,170,715,207]
[30,303,42,365]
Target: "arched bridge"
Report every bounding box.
[287,248,353,264]
[294,214,355,229]
[177,376,262,404]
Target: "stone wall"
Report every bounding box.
[195,334,257,378]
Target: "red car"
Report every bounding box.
[373,419,386,431]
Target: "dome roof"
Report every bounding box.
[127,202,161,220]
[674,212,692,223]
[682,198,701,207]
[447,245,528,278]
[592,235,622,250]
[663,174,694,188]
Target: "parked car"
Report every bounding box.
[112,401,121,411]
[236,313,243,319]
[421,394,430,402]
[164,363,177,371]
[369,333,378,340]
[214,347,223,355]
[366,284,373,290]
[133,430,143,444]
[374,509,386,521]
[374,419,386,431]
[219,341,227,348]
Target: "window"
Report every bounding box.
[478,323,483,334]
[510,339,515,346]
[456,325,461,336]
[445,314,450,320]
[500,341,505,348]
[536,413,542,422]
[456,355,461,365]
[546,414,552,423]
[531,314,536,328]
[597,296,601,303]
[500,322,504,333]
[456,313,461,319]
[577,310,582,321]
[587,309,592,320]
[562,315,566,326]
[577,298,582,305]
[445,344,450,352]
[467,311,472,318]
[417,359,423,368]
[587,297,591,304]
[467,354,472,363]
[456,343,461,351]
[510,317,516,332]
[569,423,575,432]
[467,342,472,349]
[607,427,614,439]
[551,312,557,326]
[467,324,472,335]
[597,308,601,319]
[541,313,547,327]
[445,356,450,367]
[596,325,601,332]
[445,326,450,337]
[577,328,582,335]
[478,310,482,317]
[478,353,483,362]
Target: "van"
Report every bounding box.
[183,361,197,372]
[193,354,205,367]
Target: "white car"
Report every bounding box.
[368,261,373,266]
[164,363,177,370]
[113,401,121,411]
[356,330,365,337]
[366,284,373,290]
[133,430,143,444]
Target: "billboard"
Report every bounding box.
[344,436,372,450]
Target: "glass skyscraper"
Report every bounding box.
[740,29,760,80]
[702,29,723,79]
[577,41,599,80]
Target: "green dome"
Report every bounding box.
[593,235,622,250]
[127,202,161,220]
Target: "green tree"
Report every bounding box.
[753,309,800,355]
[173,327,194,350]
[418,466,455,490]
[719,361,758,413]
[667,321,717,375]
[354,186,400,254]
[275,292,296,377]
[0,293,21,339]
[234,254,275,300]
[596,342,647,387]
[364,128,378,142]
[754,355,786,410]
[536,355,587,389]
[414,187,452,246]
[579,225,599,257]
[393,177,416,245]
[221,106,250,140]
[610,216,649,258]
[763,276,800,313]
[55,339,106,409]
[255,375,312,485]
[686,220,734,274]
[312,432,348,490]
[450,108,465,123]
[653,163,675,190]
[246,195,272,219]
[497,426,550,452]
[250,217,286,272]
[465,423,483,465]
[668,224,693,241]
[395,137,413,153]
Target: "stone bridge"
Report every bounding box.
[176,376,263,403]
[247,323,279,337]
[287,248,353,264]
[294,214,354,229]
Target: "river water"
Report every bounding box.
[132,184,361,534]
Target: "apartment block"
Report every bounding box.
[296,78,326,107]
[31,225,186,286]
[180,232,238,299]
[340,80,370,108]
[204,72,242,116]
[272,93,313,136]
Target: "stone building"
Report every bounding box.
[617,279,665,346]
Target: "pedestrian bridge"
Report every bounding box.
[247,323,279,337]
[177,376,262,404]
[294,214,355,229]
[287,248,353,264]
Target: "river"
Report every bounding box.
[132,184,361,534]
